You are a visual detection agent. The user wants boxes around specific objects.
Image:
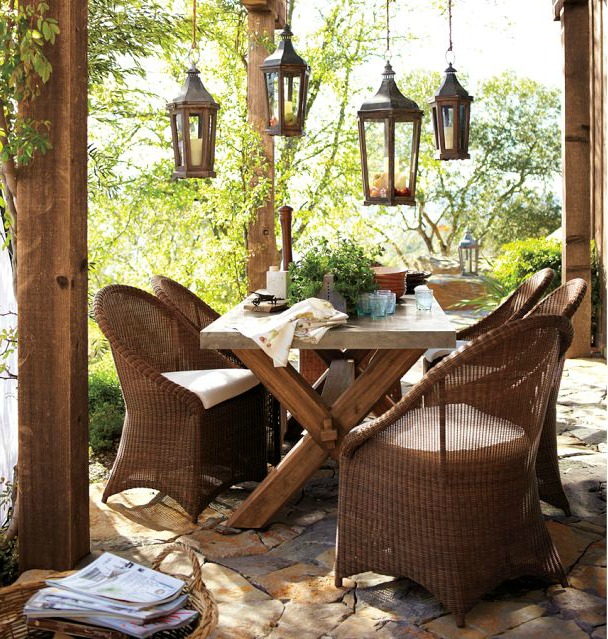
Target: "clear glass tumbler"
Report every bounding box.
[369,293,388,319]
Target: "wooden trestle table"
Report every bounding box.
[200,295,456,529]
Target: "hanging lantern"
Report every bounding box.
[429,0,473,160]
[458,230,479,276]
[261,24,310,137]
[167,66,220,179]
[167,0,219,179]
[358,62,423,206]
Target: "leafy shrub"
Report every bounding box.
[0,479,18,586]
[490,238,562,293]
[288,236,378,311]
[0,536,18,586]
[89,364,124,453]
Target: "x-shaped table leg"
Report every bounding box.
[226,347,424,529]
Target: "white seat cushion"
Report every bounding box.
[424,339,469,363]
[162,369,260,409]
[385,404,524,452]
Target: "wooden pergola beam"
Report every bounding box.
[554,0,593,357]
[241,0,286,26]
[17,0,89,570]
[242,0,285,291]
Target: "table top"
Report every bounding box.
[200,295,456,351]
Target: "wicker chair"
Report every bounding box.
[526,278,588,515]
[423,267,556,370]
[151,275,281,465]
[335,315,573,627]
[93,284,271,522]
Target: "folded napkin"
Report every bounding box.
[235,298,349,367]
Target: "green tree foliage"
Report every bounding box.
[0,0,59,258]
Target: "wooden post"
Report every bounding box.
[589,0,606,356]
[243,0,285,291]
[17,0,89,570]
[555,0,593,357]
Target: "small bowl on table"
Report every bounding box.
[404,270,432,294]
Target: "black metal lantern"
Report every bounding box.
[167,65,220,179]
[429,63,473,160]
[261,25,310,137]
[458,230,479,276]
[429,0,473,161]
[358,62,423,206]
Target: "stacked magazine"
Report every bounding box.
[24,552,199,638]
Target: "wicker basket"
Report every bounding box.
[0,543,218,639]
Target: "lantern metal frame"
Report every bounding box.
[358,62,423,206]
[167,65,220,179]
[458,229,480,276]
[429,63,473,160]
[261,25,310,137]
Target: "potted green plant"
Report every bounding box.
[287,237,378,314]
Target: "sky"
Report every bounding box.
[295,0,563,92]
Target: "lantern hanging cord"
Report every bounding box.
[446,0,455,64]
[385,0,391,61]
[190,0,199,64]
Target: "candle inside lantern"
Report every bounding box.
[190,138,203,165]
[284,101,294,124]
[443,125,454,150]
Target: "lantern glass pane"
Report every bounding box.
[173,113,183,166]
[364,120,388,198]
[189,114,203,166]
[266,72,279,127]
[459,103,467,149]
[283,74,300,126]
[395,120,414,196]
[431,106,439,149]
[441,105,454,150]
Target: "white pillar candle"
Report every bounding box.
[443,126,454,150]
[190,138,203,165]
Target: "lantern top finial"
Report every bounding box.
[261,24,309,69]
[435,63,473,100]
[169,65,219,108]
[359,62,422,113]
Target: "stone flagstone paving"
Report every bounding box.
[20,353,606,638]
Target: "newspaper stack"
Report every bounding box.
[24,552,198,638]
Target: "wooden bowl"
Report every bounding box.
[372,267,406,298]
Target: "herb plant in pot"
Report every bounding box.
[287,237,378,315]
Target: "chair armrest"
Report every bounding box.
[115,344,203,415]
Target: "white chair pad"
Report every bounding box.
[162,369,260,409]
[384,404,524,452]
[424,339,470,363]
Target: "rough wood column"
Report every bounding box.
[17,0,89,569]
[555,0,592,357]
[590,0,606,355]
[244,1,283,291]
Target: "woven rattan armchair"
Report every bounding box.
[151,275,281,465]
[335,315,573,627]
[93,284,271,522]
[526,278,588,515]
[423,268,555,370]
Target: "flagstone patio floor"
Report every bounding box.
[20,333,607,638]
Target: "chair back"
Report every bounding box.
[94,284,183,373]
[459,268,555,340]
[151,275,240,369]
[526,278,588,320]
[151,275,218,331]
